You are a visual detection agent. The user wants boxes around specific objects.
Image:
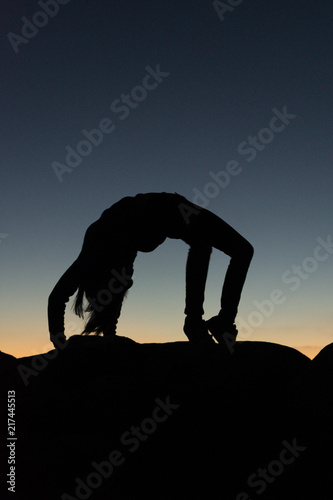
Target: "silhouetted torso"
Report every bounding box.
[96,192,191,254]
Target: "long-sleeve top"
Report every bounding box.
[48,192,203,337]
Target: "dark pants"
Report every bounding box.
[183,208,253,323]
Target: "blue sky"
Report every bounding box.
[1,0,332,358]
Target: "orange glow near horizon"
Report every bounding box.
[1,328,327,361]
[292,345,323,360]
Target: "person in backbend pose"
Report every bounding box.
[48,192,253,347]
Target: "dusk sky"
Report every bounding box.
[1,0,332,359]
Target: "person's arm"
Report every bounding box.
[48,259,82,347]
[184,244,212,317]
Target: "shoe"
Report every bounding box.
[183,316,215,345]
[206,315,238,345]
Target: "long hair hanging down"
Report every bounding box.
[72,216,134,335]
[73,284,85,320]
[73,268,127,335]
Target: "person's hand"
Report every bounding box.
[50,332,68,350]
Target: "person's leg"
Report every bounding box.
[217,230,253,325]
[185,209,253,342]
[191,210,253,341]
[187,209,253,321]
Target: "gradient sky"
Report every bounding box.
[1,0,332,359]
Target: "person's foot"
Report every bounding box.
[183,316,215,344]
[206,315,238,346]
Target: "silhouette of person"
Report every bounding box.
[48,192,253,347]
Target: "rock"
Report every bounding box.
[0,351,17,380]
[285,342,333,499]
[0,337,324,499]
